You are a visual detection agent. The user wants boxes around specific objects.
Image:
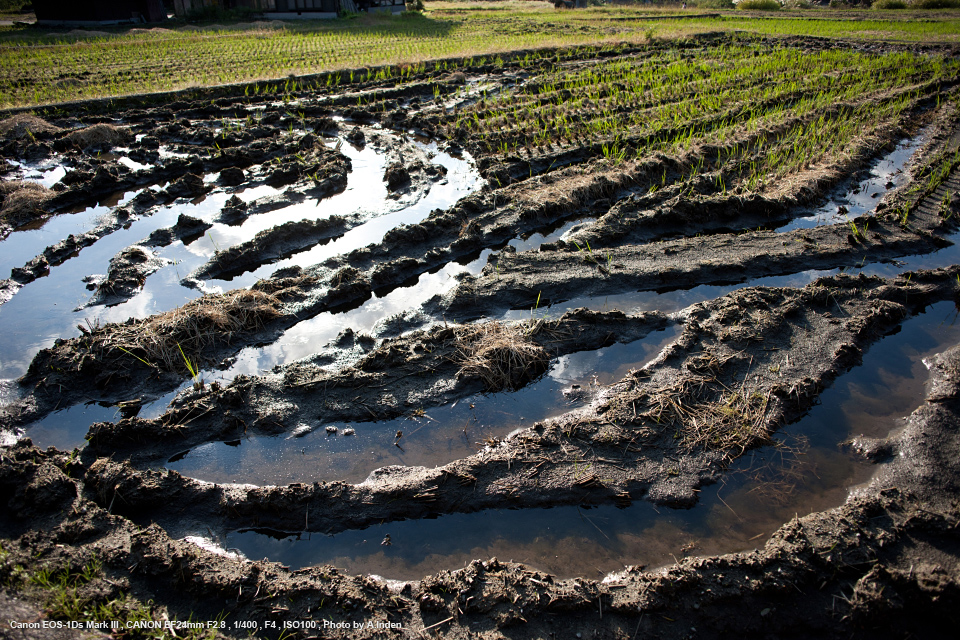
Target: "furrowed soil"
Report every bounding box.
[2,33,960,639]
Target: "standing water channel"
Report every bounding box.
[2,127,958,582]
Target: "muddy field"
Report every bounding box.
[2,33,960,638]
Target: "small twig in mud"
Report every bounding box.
[632,614,644,640]
[420,617,454,635]
[577,507,611,541]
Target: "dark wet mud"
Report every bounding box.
[3,33,960,639]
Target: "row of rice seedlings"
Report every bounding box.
[449,45,955,172]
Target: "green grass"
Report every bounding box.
[1,547,224,640]
[0,6,958,108]
[448,42,955,195]
[736,0,782,9]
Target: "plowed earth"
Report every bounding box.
[2,34,960,639]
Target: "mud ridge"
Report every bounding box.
[2,322,960,639]
[74,268,960,534]
[81,308,672,463]
[78,246,171,310]
[432,178,960,321]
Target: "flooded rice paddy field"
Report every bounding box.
[3,34,960,638]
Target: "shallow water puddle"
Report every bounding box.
[166,326,680,485]
[211,253,491,384]
[0,205,189,379]
[503,268,836,322]
[507,218,592,253]
[203,142,482,293]
[207,214,575,386]
[19,402,118,452]
[6,158,66,188]
[777,131,927,232]
[223,300,960,580]
[0,137,481,386]
[0,192,139,280]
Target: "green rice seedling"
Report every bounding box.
[178,342,203,390]
[116,346,155,369]
[846,217,868,243]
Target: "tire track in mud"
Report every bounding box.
[433,204,954,320]
[9,122,952,428]
[0,122,353,308]
[4,40,956,425]
[3,34,960,638]
[76,266,960,533]
[3,331,959,639]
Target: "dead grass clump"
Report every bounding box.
[53,78,85,90]
[126,28,172,35]
[682,389,771,455]
[642,372,772,458]
[457,321,549,391]
[0,114,61,140]
[0,181,51,226]
[102,289,281,375]
[64,123,133,150]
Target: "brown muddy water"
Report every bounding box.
[4,126,957,583]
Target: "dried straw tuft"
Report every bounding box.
[102,289,281,374]
[642,372,772,459]
[0,181,51,225]
[457,321,549,391]
[64,123,133,149]
[0,114,61,140]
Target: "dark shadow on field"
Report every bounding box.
[287,11,455,39]
[0,10,454,43]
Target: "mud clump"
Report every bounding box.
[218,194,248,224]
[82,245,170,309]
[218,166,245,186]
[165,173,208,199]
[383,161,411,190]
[457,321,550,391]
[346,126,365,146]
[383,159,448,194]
[174,213,210,238]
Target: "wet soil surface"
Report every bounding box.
[2,33,960,637]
